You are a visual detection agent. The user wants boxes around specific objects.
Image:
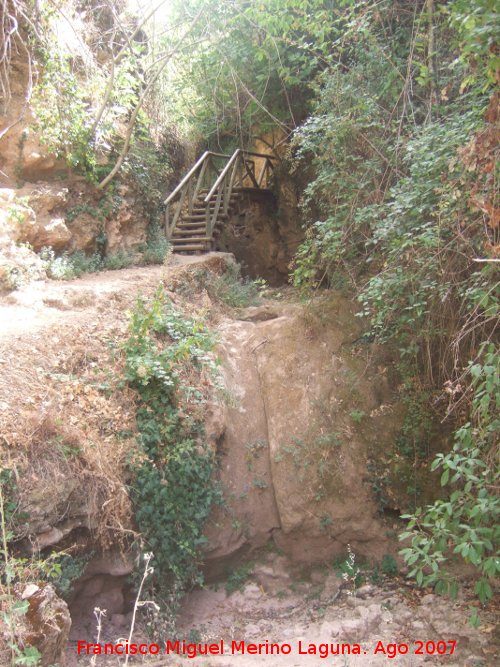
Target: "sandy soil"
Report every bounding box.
[66,556,498,667]
[1,257,497,667]
[0,255,219,341]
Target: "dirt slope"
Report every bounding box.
[0,256,497,667]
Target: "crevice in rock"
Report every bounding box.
[66,550,135,641]
[250,337,281,536]
[213,190,301,286]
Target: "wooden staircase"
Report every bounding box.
[164,149,277,254]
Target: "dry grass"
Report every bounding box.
[0,312,137,554]
[0,257,236,558]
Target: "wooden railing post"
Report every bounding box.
[165,203,170,238]
[165,149,279,248]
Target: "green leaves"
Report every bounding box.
[399,348,499,609]
[124,287,220,596]
[167,0,350,142]
[450,0,500,88]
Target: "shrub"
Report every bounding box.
[41,248,102,279]
[177,263,261,308]
[288,0,498,609]
[140,224,170,266]
[123,287,221,604]
[102,249,134,271]
[400,346,499,607]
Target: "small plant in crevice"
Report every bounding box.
[349,409,366,424]
[337,544,362,595]
[245,439,267,472]
[175,263,261,309]
[6,197,30,227]
[122,286,222,626]
[252,477,268,491]
[0,478,42,667]
[319,513,333,532]
[225,562,254,595]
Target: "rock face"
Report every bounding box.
[214,187,302,286]
[0,184,71,255]
[22,584,71,667]
[0,52,65,186]
[204,295,403,575]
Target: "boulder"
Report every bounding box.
[205,294,404,572]
[24,584,71,667]
[19,216,72,251]
[21,153,67,182]
[67,212,101,252]
[0,184,72,252]
[16,185,69,214]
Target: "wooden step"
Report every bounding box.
[186,213,228,222]
[175,227,206,233]
[174,224,206,229]
[172,244,209,252]
[193,194,239,205]
[187,213,211,220]
[172,236,212,244]
[173,224,206,232]
[172,240,210,246]
[191,205,234,213]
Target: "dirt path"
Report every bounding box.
[1,257,497,667]
[0,254,220,340]
[67,552,497,666]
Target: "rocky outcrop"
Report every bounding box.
[0,179,150,285]
[19,584,71,667]
[214,186,302,286]
[176,551,490,667]
[104,183,147,254]
[0,185,71,254]
[204,294,403,576]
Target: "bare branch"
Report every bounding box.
[97,7,204,190]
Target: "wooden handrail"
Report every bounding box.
[164,148,279,245]
[204,149,242,203]
[204,149,278,202]
[164,151,229,205]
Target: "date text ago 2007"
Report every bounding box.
[76,638,458,659]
